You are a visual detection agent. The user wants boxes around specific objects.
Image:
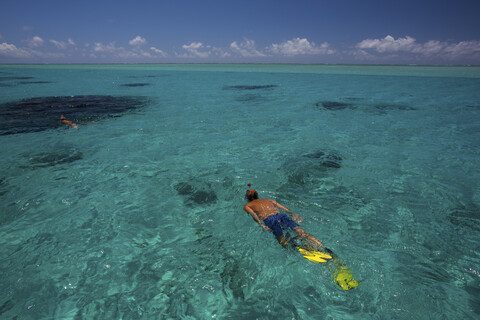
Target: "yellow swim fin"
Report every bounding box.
[333,265,359,290]
[296,246,360,290]
[297,247,333,263]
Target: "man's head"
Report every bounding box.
[245,184,258,201]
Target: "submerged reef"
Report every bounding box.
[0,95,148,135]
[0,76,35,81]
[0,177,7,196]
[174,181,218,206]
[303,151,343,169]
[223,85,278,90]
[373,104,417,112]
[121,83,151,87]
[315,101,355,110]
[315,100,417,112]
[18,81,52,85]
[224,84,277,104]
[21,148,83,168]
[448,205,480,234]
[0,76,51,87]
[281,150,343,188]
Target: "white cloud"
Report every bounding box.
[357,35,417,53]
[352,49,375,60]
[183,42,203,50]
[414,40,443,55]
[93,42,118,52]
[91,41,157,60]
[129,35,147,46]
[28,36,44,47]
[268,38,334,56]
[356,35,480,61]
[181,42,210,58]
[0,42,32,57]
[150,47,168,57]
[50,39,67,49]
[443,40,480,58]
[50,38,76,49]
[93,42,132,57]
[230,38,265,57]
[94,42,130,56]
[0,42,66,59]
[213,47,231,58]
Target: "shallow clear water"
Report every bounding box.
[1,64,479,319]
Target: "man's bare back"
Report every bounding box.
[244,199,288,220]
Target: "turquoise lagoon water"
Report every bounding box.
[0,64,479,319]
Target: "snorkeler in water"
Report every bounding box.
[60,115,79,129]
[243,184,326,249]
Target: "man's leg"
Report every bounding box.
[277,234,290,247]
[293,227,325,249]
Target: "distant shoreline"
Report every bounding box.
[1,62,479,67]
[1,63,479,78]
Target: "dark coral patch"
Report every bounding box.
[0,177,7,196]
[281,150,343,186]
[315,101,355,110]
[304,151,343,168]
[0,76,39,87]
[0,95,148,135]
[121,83,151,87]
[174,181,218,205]
[18,81,52,85]
[0,76,35,81]
[374,104,417,111]
[448,206,480,233]
[23,149,83,168]
[223,85,278,90]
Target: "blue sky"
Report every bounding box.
[1,0,480,64]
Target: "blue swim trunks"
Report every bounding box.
[263,213,299,238]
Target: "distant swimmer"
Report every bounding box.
[60,115,79,129]
[243,184,326,249]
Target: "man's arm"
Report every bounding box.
[272,201,303,223]
[244,205,270,231]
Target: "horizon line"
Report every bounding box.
[1,62,479,67]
